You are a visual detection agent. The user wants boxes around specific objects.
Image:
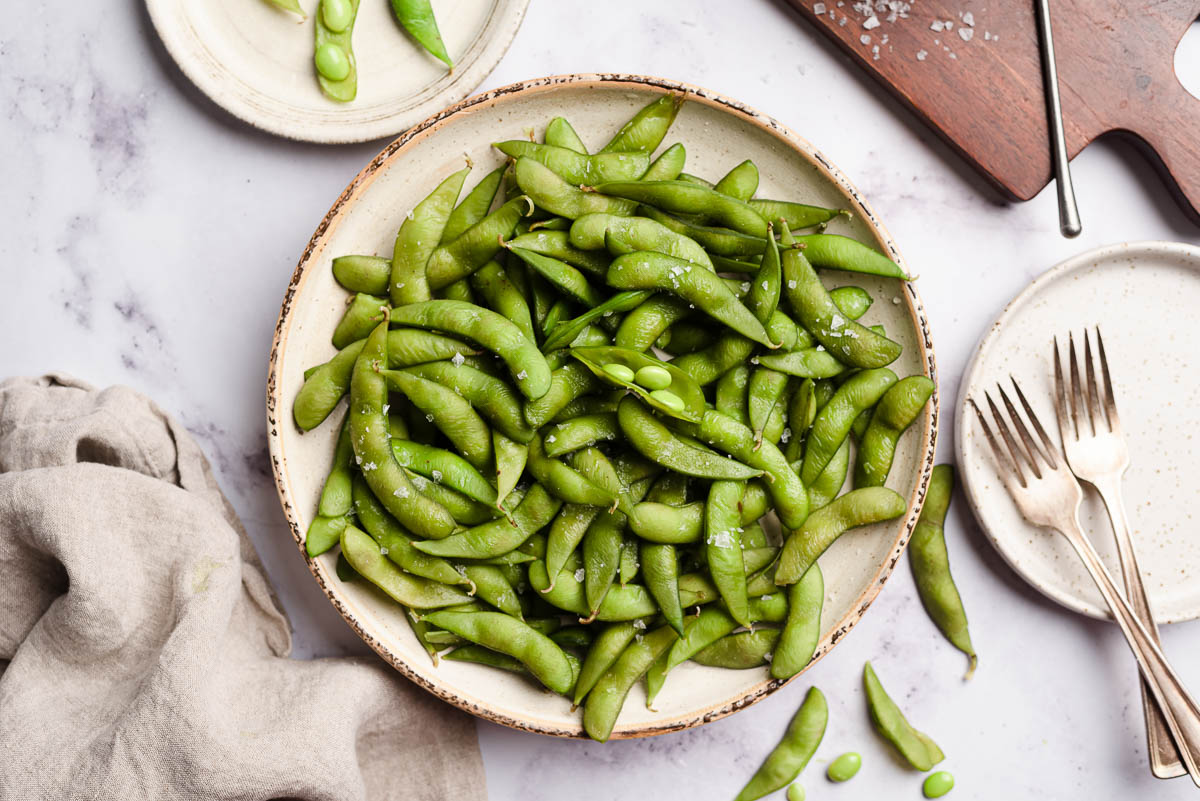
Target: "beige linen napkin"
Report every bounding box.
[0,375,486,800]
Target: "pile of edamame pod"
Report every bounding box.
[294,93,966,744]
[264,0,452,102]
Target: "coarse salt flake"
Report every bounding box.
[431,470,443,483]
[574,568,586,582]
[860,33,871,45]
[633,619,647,630]
[516,370,528,380]
[813,1,826,12]
[930,20,944,31]
[863,15,880,29]
[916,49,928,61]
[962,10,974,26]
[393,487,409,498]
[787,279,797,289]
[959,27,974,41]
[451,352,465,366]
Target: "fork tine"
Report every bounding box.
[1068,333,1093,436]
[1083,330,1103,433]
[1010,376,1060,467]
[987,390,1039,481]
[998,382,1053,476]
[1094,326,1119,429]
[970,397,1026,488]
[1052,336,1076,441]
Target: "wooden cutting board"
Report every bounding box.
[784,0,1200,224]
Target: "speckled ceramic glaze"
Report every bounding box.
[957,241,1200,623]
[267,74,937,738]
[145,0,528,143]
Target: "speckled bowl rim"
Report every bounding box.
[954,239,1200,624]
[266,73,938,738]
[144,0,530,144]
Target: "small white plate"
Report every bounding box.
[956,241,1200,623]
[146,0,528,143]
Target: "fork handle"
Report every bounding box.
[1061,515,1200,786]
[1091,477,1186,778]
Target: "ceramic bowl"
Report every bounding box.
[146,0,528,143]
[267,73,937,737]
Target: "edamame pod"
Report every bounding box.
[387,439,496,505]
[341,526,471,608]
[495,141,649,185]
[863,661,945,770]
[800,368,897,484]
[618,398,762,480]
[706,480,749,626]
[794,234,909,279]
[514,158,636,220]
[334,255,390,295]
[426,196,532,289]
[391,166,470,305]
[733,688,828,801]
[909,465,976,675]
[424,611,575,694]
[570,213,713,269]
[469,261,537,343]
[545,116,587,153]
[750,199,846,230]
[528,556,658,621]
[543,413,619,457]
[351,476,468,587]
[854,375,935,488]
[599,93,683,153]
[381,370,492,469]
[714,159,759,201]
[504,230,611,276]
[388,300,552,399]
[641,142,686,181]
[593,181,769,238]
[691,628,780,668]
[314,0,360,101]
[776,488,906,585]
[390,0,452,67]
[582,626,678,742]
[770,563,824,680]
[573,620,643,706]
[414,484,562,559]
[401,360,533,443]
[332,293,389,349]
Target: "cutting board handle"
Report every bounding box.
[1130,80,1200,221]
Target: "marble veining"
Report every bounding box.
[4,0,1200,798]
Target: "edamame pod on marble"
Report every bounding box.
[733,687,828,801]
[863,661,945,770]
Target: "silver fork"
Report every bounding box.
[1054,329,1184,779]
[971,382,1200,786]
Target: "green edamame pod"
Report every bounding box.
[401,360,533,443]
[806,438,850,511]
[716,364,751,426]
[443,644,526,673]
[584,511,624,616]
[755,348,847,379]
[265,0,305,17]
[573,620,643,706]
[333,255,390,295]
[528,556,658,621]
[390,0,452,67]
[543,413,620,457]
[445,166,506,243]
[414,484,562,559]
[608,252,774,347]
[794,234,909,280]
[670,332,756,386]
[504,230,611,276]
[800,368,897,484]
[351,476,468,587]
[733,687,828,801]
[714,159,759,201]
[570,213,712,269]
[524,362,597,428]
[349,322,457,540]
[387,439,496,505]
[495,141,650,185]
[627,501,703,544]
[618,398,762,481]
[770,563,823,680]
[863,661,945,770]
[425,196,531,289]
[572,345,706,423]
[641,540,683,634]
[572,446,635,515]
[545,504,601,584]
[747,223,782,329]
[407,471,496,526]
[340,525,471,608]
[706,480,749,626]
[696,409,808,529]
[749,199,846,230]
[748,367,790,447]
[691,628,780,668]
[828,285,873,319]
[638,205,766,258]
[780,235,901,370]
[776,487,906,585]
[854,376,935,488]
[469,261,537,343]
[306,514,349,558]
[332,293,388,349]
[527,433,618,508]
[459,564,523,618]
[424,611,575,694]
[614,294,691,352]
[514,158,636,220]
[314,0,360,102]
[391,166,470,305]
[545,116,587,153]
[618,533,639,585]
[909,465,976,676]
[641,142,686,181]
[381,370,492,470]
[317,414,355,516]
[543,290,652,352]
[582,625,678,742]
[594,181,769,237]
[600,93,683,153]
[389,300,552,399]
[507,246,605,307]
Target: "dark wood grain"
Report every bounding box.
[785,0,1200,223]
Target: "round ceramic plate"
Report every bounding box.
[146,0,528,143]
[956,241,1200,624]
[267,74,937,738]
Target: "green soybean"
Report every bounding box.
[923,771,955,798]
[826,753,862,783]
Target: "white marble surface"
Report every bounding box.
[5,0,1200,797]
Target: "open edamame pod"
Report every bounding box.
[909,465,977,676]
[863,661,945,770]
[776,488,906,585]
[572,346,705,422]
[314,0,360,101]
